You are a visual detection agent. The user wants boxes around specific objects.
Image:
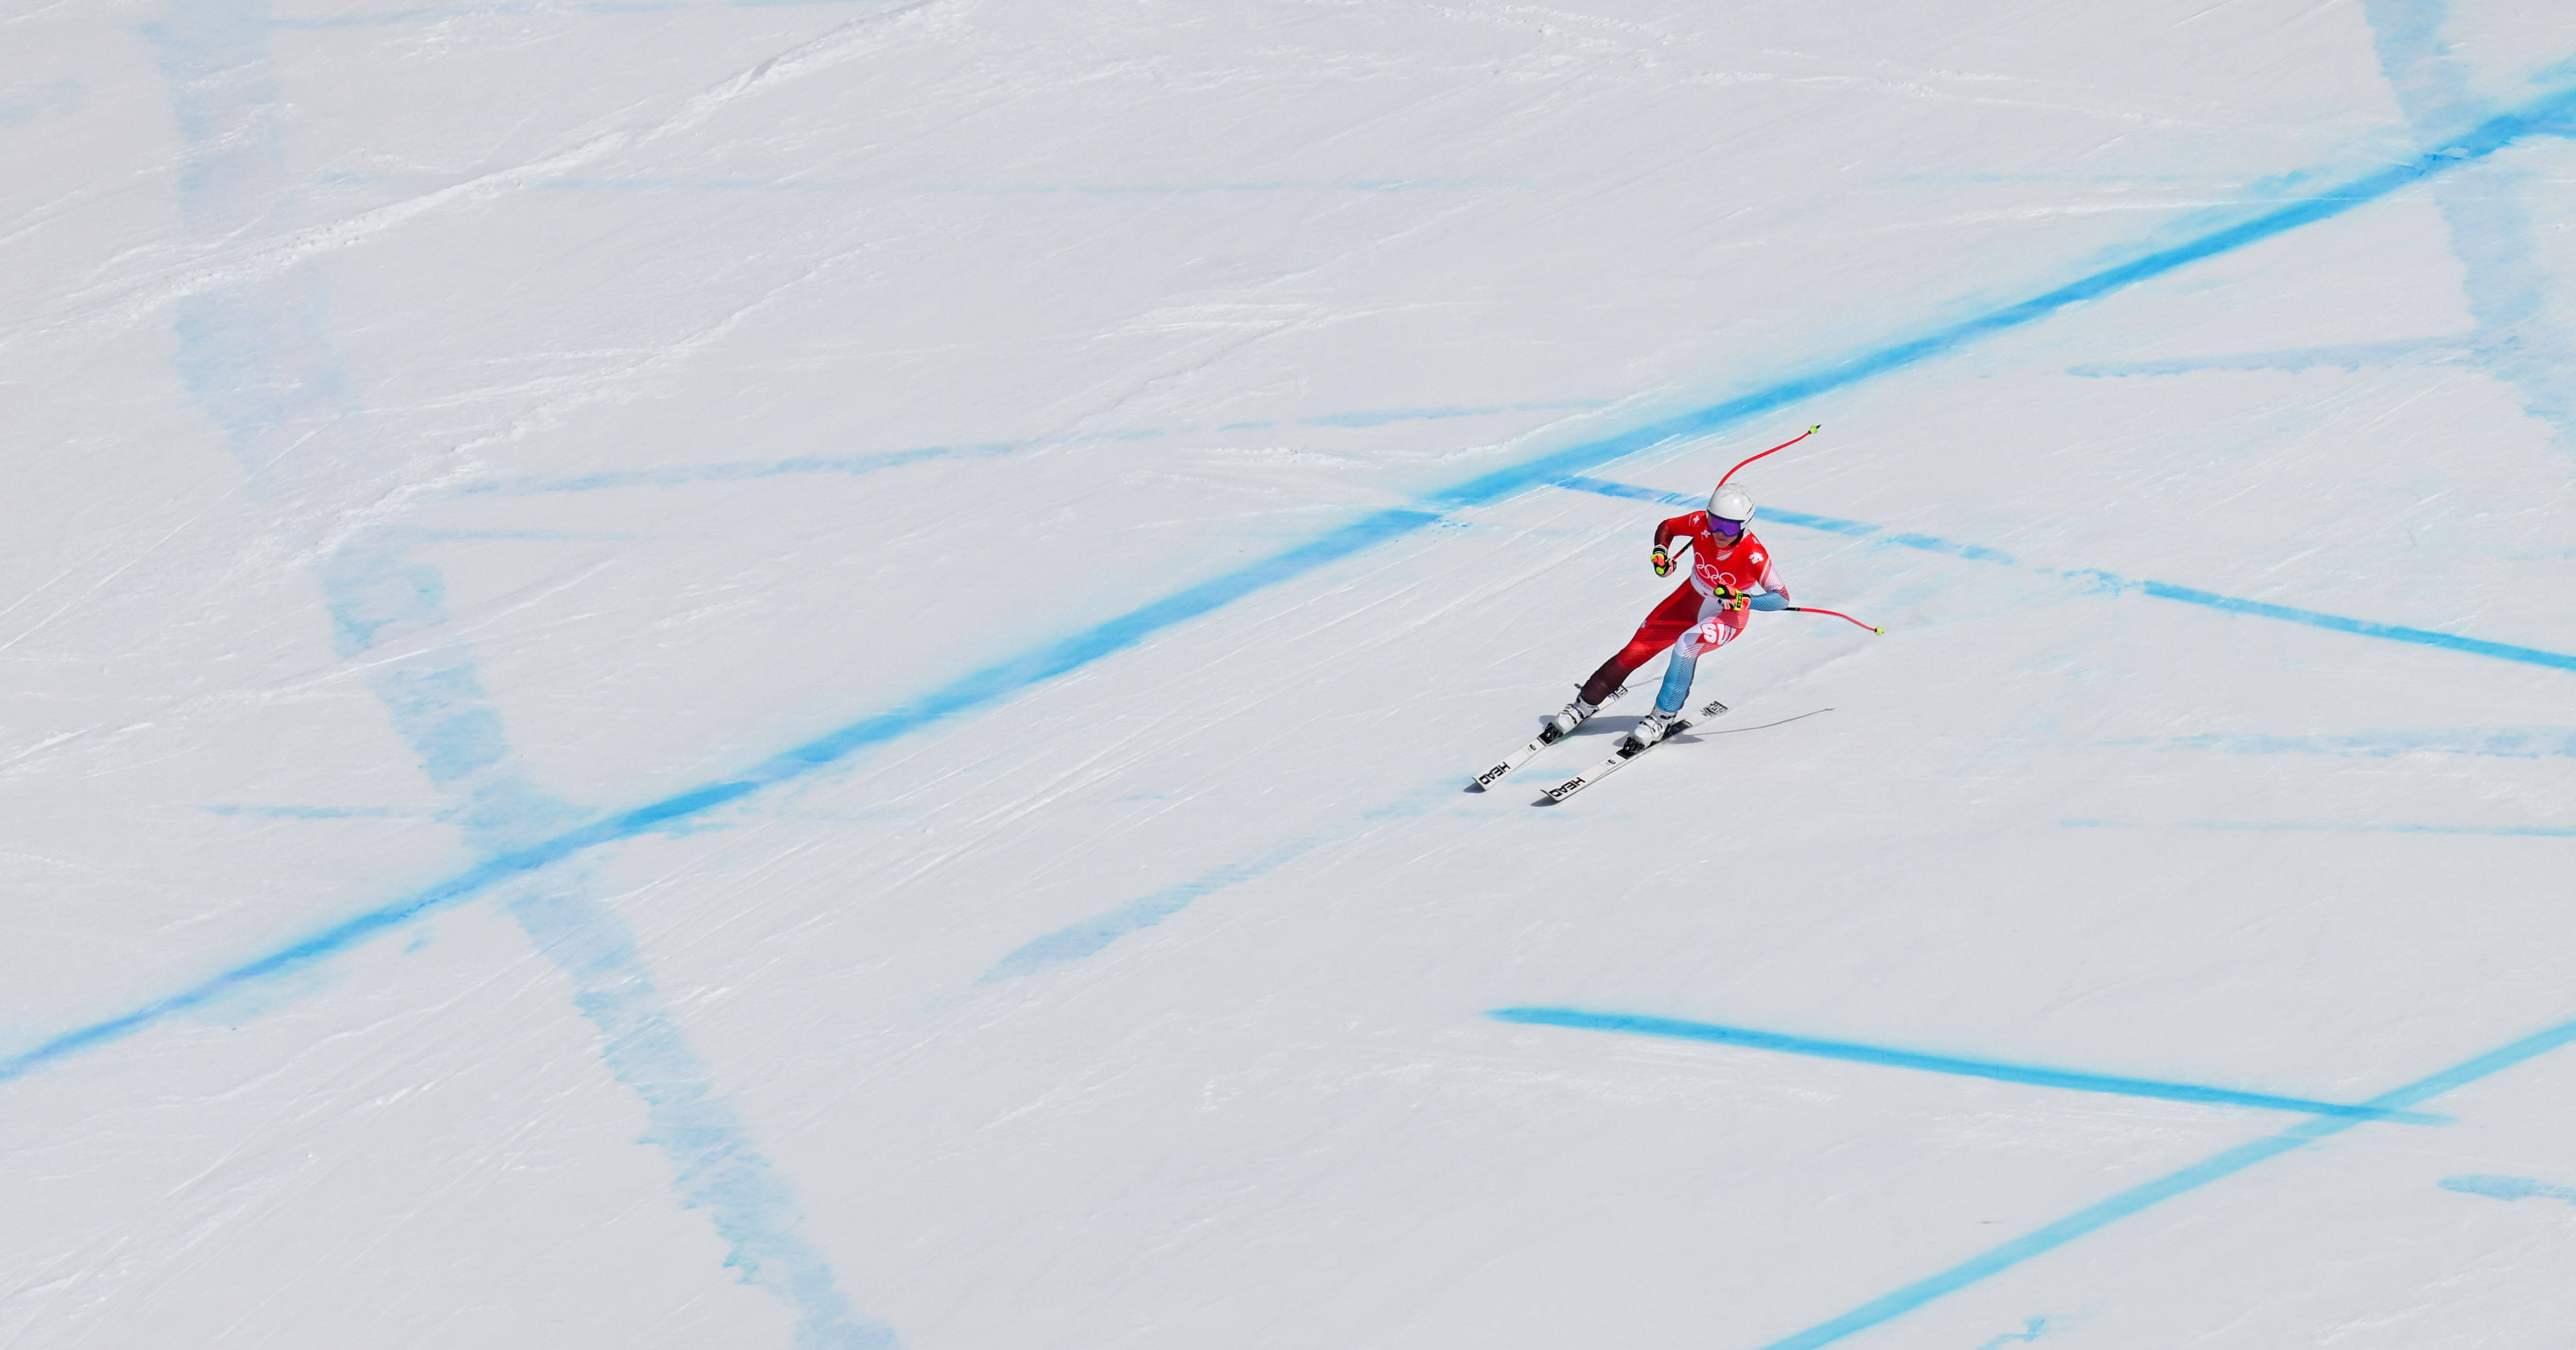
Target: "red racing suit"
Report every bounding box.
[1575,511,1787,706]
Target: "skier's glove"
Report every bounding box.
[1651,546,1675,577]
[1748,591,1789,612]
[1711,583,1750,611]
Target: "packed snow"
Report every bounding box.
[5,1,2574,1346]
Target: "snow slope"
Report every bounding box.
[4,0,2575,1346]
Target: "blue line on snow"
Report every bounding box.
[1756,1013,2576,1350]
[2440,1173,2576,1203]
[2362,0,2576,449]
[2142,582,2576,672]
[1411,82,2576,519]
[2138,727,2576,757]
[1887,532,2017,566]
[2066,335,2473,377]
[1550,477,1913,540]
[1759,506,1884,537]
[978,838,1327,984]
[972,713,1837,982]
[0,509,1439,1088]
[1548,476,1915,539]
[1550,477,2576,673]
[1487,1008,2449,1124]
[1973,1316,2059,1350]
[1547,475,1698,507]
[321,541,897,1349]
[2063,818,2576,837]
[147,3,889,1343]
[976,786,1452,984]
[20,83,2576,1089]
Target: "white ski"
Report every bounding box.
[1537,700,1726,803]
[1469,724,1572,791]
[1467,688,1629,791]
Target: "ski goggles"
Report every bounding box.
[1707,515,1746,537]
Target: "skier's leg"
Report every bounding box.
[1666,606,1744,697]
[1628,603,1740,748]
[1574,658,1627,709]
[1621,646,1693,749]
[1577,582,1703,706]
[1652,645,1697,717]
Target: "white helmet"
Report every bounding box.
[1708,483,1755,525]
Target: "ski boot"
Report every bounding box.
[1625,707,1679,751]
[1543,697,1598,741]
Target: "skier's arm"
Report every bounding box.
[1650,512,1699,576]
[1747,550,1790,609]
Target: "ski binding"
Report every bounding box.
[1538,699,1726,803]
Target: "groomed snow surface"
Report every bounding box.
[7,1,2576,1346]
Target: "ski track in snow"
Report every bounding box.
[9,1,2576,1345]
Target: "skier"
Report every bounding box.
[1546,482,1790,750]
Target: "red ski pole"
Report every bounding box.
[1716,423,1821,487]
[1786,605,1884,634]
